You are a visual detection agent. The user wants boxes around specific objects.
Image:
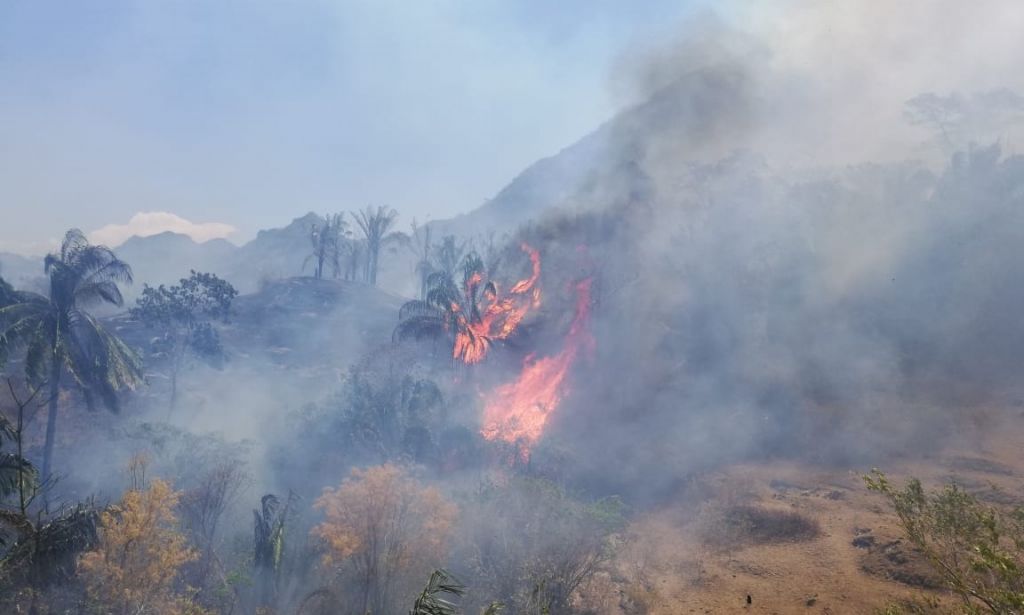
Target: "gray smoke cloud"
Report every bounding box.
[496,2,1024,500]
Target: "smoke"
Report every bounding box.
[491,2,1024,499]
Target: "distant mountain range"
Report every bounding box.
[0,213,327,299]
[1,72,718,301]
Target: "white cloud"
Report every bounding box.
[88,212,237,247]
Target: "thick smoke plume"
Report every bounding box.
[500,2,1024,499]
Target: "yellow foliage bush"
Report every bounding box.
[312,464,457,614]
[78,478,199,615]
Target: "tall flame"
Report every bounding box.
[480,277,594,454]
[453,243,542,364]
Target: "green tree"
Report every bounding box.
[866,470,1024,613]
[131,270,237,412]
[352,205,400,285]
[336,369,444,464]
[0,230,142,481]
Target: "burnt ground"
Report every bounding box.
[573,406,1024,615]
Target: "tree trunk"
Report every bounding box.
[166,337,184,420]
[168,365,178,417]
[368,244,379,286]
[41,361,61,483]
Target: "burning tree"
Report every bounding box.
[393,244,541,365]
[480,277,594,455]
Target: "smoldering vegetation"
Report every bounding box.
[3,3,1024,614]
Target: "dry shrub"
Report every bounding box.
[311,464,457,615]
[78,478,202,615]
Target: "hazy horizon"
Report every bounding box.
[0,1,706,256]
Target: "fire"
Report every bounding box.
[452,243,542,364]
[480,277,594,454]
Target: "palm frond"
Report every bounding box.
[77,254,133,287]
[0,298,52,374]
[410,569,466,615]
[23,324,54,386]
[393,315,446,342]
[74,279,125,307]
[57,229,90,264]
[0,452,36,499]
[63,309,142,412]
[399,300,444,321]
[2,504,100,584]
[426,282,460,311]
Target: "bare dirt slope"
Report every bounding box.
[580,408,1024,614]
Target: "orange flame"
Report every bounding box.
[480,277,594,454]
[452,243,542,364]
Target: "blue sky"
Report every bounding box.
[0,0,703,253]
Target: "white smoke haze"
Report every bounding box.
[608,1,1024,168]
[5,1,1024,612]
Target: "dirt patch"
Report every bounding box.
[859,537,943,589]
[701,505,821,549]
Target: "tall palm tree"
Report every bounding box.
[432,235,468,281]
[407,220,434,300]
[304,213,347,280]
[352,205,399,285]
[0,229,142,481]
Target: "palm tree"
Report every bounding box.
[342,236,366,282]
[394,234,468,347]
[394,252,497,364]
[0,229,142,481]
[352,205,399,285]
[304,213,347,280]
[432,235,468,280]
[407,220,434,300]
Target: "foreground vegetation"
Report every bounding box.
[867,471,1024,614]
[0,226,625,614]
